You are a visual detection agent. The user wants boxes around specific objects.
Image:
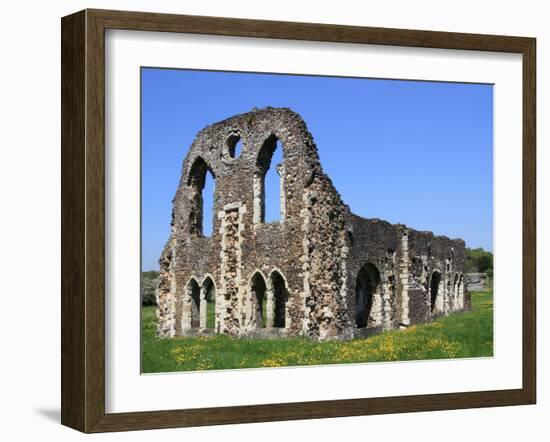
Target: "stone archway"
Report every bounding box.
[268,270,288,328]
[201,276,216,329]
[182,277,201,330]
[355,263,381,329]
[249,272,267,328]
[430,271,442,313]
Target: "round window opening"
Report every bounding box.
[226,134,243,159]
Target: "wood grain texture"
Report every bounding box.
[85,9,108,432]
[90,8,533,52]
[522,38,536,403]
[61,10,86,432]
[60,8,537,433]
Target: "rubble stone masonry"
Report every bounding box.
[155,108,469,341]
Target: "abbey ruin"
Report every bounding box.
[155,107,469,341]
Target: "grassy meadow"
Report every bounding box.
[141,290,493,373]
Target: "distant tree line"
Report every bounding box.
[142,270,159,306]
[465,248,493,279]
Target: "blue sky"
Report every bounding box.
[141,68,493,271]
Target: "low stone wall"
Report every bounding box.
[465,273,488,291]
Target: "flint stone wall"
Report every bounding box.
[465,273,488,291]
[156,107,469,341]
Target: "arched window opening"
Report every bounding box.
[355,263,381,329]
[255,135,284,224]
[187,278,201,328]
[430,271,442,313]
[270,271,288,328]
[226,134,243,159]
[187,157,216,237]
[202,171,215,236]
[202,277,216,329]
[250,272,267,328]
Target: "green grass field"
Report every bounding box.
[141,290,493,373]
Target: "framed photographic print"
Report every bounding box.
[61,9,536,433]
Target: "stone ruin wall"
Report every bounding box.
[156,108,349,340]
[465,273,489,291]
[156,107,469,341]
[344,216,402,335]
[344,215,469,336]
[405,230,469,324]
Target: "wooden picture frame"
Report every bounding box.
[61,8,536,433]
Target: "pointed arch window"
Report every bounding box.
[269,271,288,328]
[185,278,201,329]
[254,135,284,225]
[202,276,216,329]
[187,157,216,236]
[430,271,442,313]
[355,263,381,328]
[250,272,267,328]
